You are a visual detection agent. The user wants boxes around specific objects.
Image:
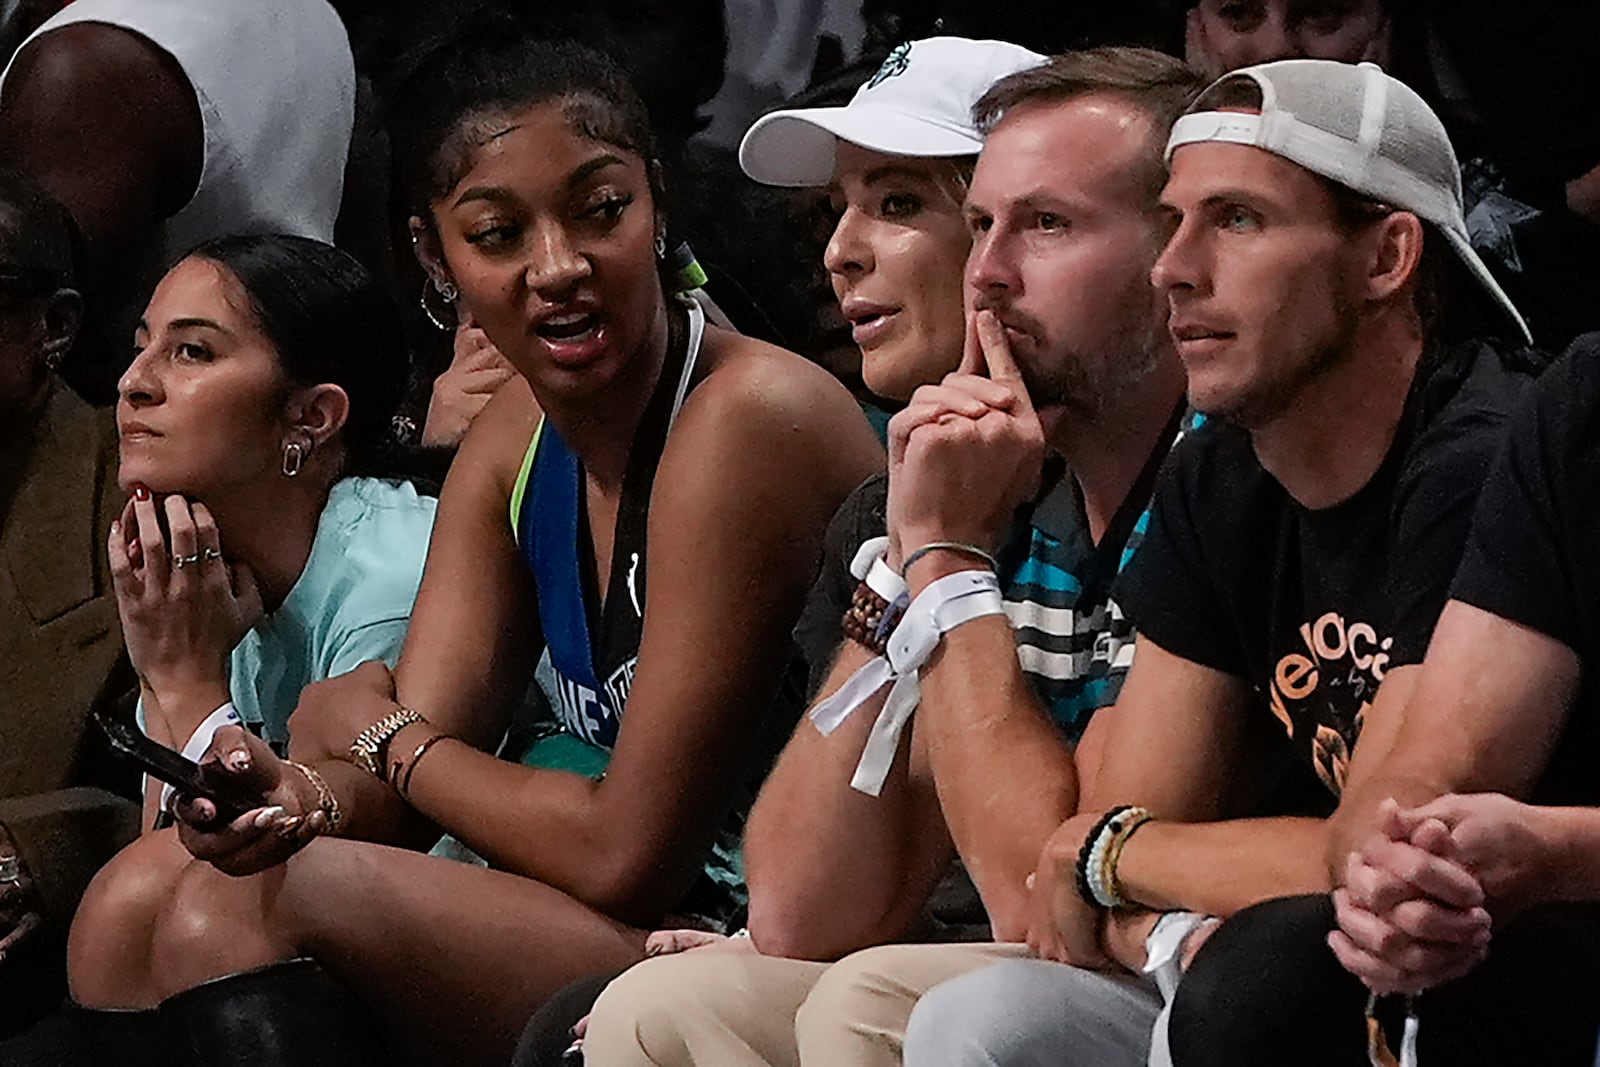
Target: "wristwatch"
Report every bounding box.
[350,707,424,779]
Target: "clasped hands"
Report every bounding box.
[1330,794,1549,995]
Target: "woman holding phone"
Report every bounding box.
[65,23,881,1067]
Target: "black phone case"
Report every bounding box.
[93,709,256,822]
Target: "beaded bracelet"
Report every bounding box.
[841,580,909,656]
[1093,807,1154,908]
[1074,805,1133,908]
[842,581,892,654]
[1076,805,1155,909]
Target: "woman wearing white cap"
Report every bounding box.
[740,36,1045,405]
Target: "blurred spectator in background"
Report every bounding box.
[0,167,137,1041]
[0,0,356,403]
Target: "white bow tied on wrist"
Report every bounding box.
[810,543,1005,796]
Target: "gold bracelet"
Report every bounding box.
[399,733,451,797]
[285,760,342,829]
[350,707,424,779]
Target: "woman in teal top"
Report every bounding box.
[110,234,435,820]
[67,23,882,1067]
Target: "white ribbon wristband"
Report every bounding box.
[155,701,242,812]
[848,536,909,603]
[809,570,1005,796]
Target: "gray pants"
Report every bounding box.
[903,958,1164,1067]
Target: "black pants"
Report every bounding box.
[511,970,622,1067]
[1169,894,1600,1067]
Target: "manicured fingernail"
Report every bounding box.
[131,484,150,502]
[275,816,303,837]
[253,806,286,828]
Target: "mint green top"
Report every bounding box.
[138,478,436,745]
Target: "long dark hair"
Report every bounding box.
[185,234,409,479]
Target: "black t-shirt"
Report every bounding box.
[1117,341,1531,803]
[1450,332,1600,805]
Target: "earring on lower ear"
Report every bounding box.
[42,349,63,372]
[281,440,307,478]
[654,234,667,260]
[419,278,459,332]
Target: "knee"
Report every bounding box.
[796,947,940,1055]
[1168,895,1354,1067]
[903,962,1031,1067]
[67,831,189,1006]
[585,953,743,1065]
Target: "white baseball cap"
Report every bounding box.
[1167,59,1531,343]
[739,37,1047,188]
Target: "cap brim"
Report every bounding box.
[1438,225,1533,344]
[739,104,984,188]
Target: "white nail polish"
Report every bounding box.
[252,806,287,828]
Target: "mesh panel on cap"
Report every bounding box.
[1262,63,1364,143]
[1376,86,1460,202]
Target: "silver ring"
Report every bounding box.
[173,553,203,569]
[203,548,222,562]
[0,854,22,884]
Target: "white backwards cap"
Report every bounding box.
[738,37,1046,188]
[1167,59,1531,343]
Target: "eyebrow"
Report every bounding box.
[859,164,941,187]
[1167,188,1273,214]
[452,154,629,210]
[965,191,1085,217]
[163,316,233,337]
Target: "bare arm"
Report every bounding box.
[744,641,954,960]
[1327,600,1581,879]
[397,345,882,922]
[905,555,1078,941]
[1023,637,1252,962]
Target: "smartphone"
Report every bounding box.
[94,709,257,822]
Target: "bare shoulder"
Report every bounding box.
[448,374,543,500]
[683,325,871,440]
[653,326,881,528]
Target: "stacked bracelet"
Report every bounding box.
[350,707,424,779]
[842,581,909,656]
[842,581,891,654]
[1074,805,1156,909]
[285,760,342,829]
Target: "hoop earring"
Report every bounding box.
[419,278,459,332]
[43,349,64,373]
[654,234,667,260]
[281,440,307,478]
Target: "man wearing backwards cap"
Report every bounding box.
[902,58,1540,1067]
[581,43,1204,1067]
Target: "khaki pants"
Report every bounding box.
[581,941,1030,1067]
